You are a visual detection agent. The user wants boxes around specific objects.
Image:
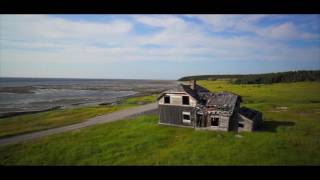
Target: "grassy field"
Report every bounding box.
[0,81,319,165]
[0,94,158,138]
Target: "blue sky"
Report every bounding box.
[0,15,319,80]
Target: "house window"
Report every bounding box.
[211,117,219,126]
[182,112,191,124]
[164,95,170,104]
[238,123,244,128]
[183,114,190,120]
[182,96,190,105]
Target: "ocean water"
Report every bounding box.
[0,78,177,114]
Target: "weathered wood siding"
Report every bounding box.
[238,105,263,132]
[159,104,194,127]
[229,99,240,131]
[228,112,239,131]
[158,93,197,107]
[206,112,230,131]
[238,114,254,132]
[253,112,263,130]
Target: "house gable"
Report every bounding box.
[158,92,197,107]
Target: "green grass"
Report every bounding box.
[0,81,319,165]
[0,113,319,165]
[0,94,157,138]
[198,80,320,105]
[120,94,158,105]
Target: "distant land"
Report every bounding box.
[178,70,320,84]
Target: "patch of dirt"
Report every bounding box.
[235,134,243,138]
[266,110,282,113]
[267,106,288,113]
[276,106,288,110]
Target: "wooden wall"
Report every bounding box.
[253,112,263,130]
[205,112,230,131]
[229,100,240,131]
[238,114,254,132]
[158,93,197,107]
[159,104,194,127]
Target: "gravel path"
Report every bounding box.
[0,103,158,147]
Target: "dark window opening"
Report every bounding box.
[183,114,190,120]
[164,95,170,104]
[182,96,190,105]
[238,123,244,128]
[211,117,219,126]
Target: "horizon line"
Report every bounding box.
[1,69,319,81]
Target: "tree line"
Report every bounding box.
[178,70,320,84]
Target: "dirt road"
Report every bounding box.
[0,103,158,147]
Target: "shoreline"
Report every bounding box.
[0,91,160,119]
[0,106,62,118]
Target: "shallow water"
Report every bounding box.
[0,78,177,114]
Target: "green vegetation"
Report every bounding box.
[120,94,158,105]
[198,80,320,106]
[0,94,157,138]
[0,81,319,165]
[179,70,320,84]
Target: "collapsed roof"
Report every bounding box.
[157,82,241,113]
[239,107,261,121]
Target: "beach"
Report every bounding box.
[0,78,177,117]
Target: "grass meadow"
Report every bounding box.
[0,80,319,165]
[0,94,157,138]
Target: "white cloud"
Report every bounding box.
[0,15,133,44]
[268,22,298,39]
[191,15,320,41]
[249,22,319,41]
[192,15,266,32]
[0,14,319,68]
[133,15,185,28]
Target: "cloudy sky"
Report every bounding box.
[0,15,319,79]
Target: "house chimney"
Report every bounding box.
[190,80,196,90]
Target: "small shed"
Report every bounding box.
[238,107,263,132]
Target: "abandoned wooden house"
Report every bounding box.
[157,80,262,132]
